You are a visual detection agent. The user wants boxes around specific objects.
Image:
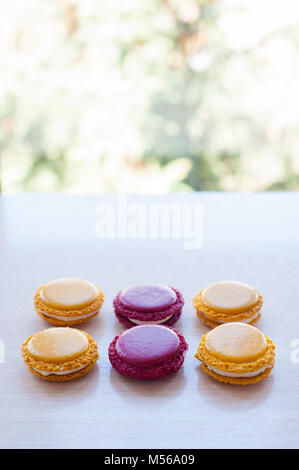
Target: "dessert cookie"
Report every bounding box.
[109,324,188,380]
[21,327,99,381]
[34,278,104,326]
[195,322,275,385]
[113,283,184,327]
[193,281,263,328]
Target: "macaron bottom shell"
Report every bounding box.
[196,309,261,329]
[27,360,98,382]
[36,308,100,326]
[201,361,274,385]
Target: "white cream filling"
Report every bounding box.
[204,362,270,378]
[201,310,261,324]
[32,365,88,376]
[128,314,173,325]
[38,309,99,322]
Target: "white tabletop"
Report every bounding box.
[0,192,298,449]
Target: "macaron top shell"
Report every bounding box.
[27,327,89,363]
[201,281,258,314]
[120,284,177,313]
[116,325,180,366]
[40,278,98,311]
[205,322,267,363]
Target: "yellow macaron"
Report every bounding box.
[193,281,263,328]
[34,278,104,326]
[195,322,275,385]
[21,327,99,381]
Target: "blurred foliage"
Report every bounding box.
[1,0,299,193]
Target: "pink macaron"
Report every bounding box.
[113,283,184,327]
[108,324,188,380]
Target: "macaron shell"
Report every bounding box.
[201,361,274,385]
[196,308,261,329]
[27,327,89,363]
[36,308,100,326]
[201,281,259,314]
[27,360,97,382]
[116,325,180,366]
[120,284,177,313]
[205,322,267,363]
[41,278,98,310]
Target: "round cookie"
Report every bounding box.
[113,284,184,327]
[193,281,263,328]
[21,327,99,381]
[194,322,275,385]
[34,278,104,326]
[109,324,188,380]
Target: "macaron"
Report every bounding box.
[195,322,275,385]
[193,281,263,328]
[21,327,99,381]
[109,324,188,380]
[113,283,184,327]
[34,278,104,326]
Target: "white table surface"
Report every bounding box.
[0,192,298,449]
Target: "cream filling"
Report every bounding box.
[128,314,173,325]
[32,365,88,376]
[38,309,99,322]
[204,362,270,378]
[201,310,261,324]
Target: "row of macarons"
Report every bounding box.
[33,278,263,328]
[21,278,275,385]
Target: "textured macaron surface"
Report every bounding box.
[109,326,188,379]
[115,325,180,366]
[120,284,177,313]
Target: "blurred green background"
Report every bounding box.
[1,0,299,194]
